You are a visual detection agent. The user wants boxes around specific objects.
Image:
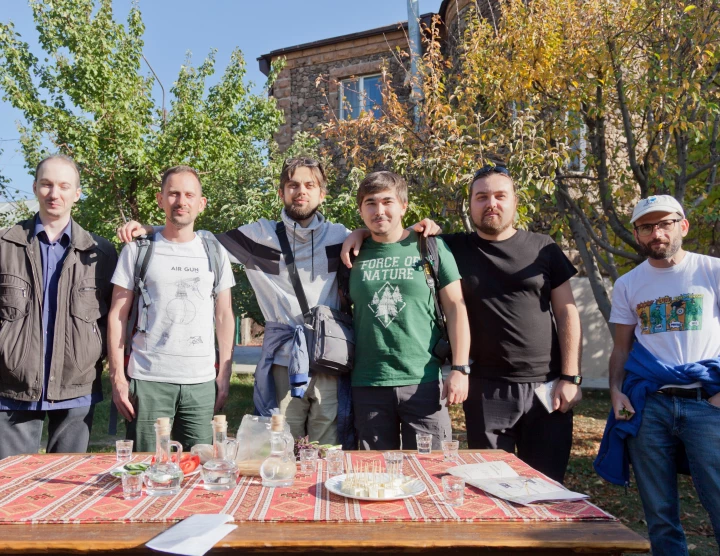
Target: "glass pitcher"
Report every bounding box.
[144,417,183,496]
[260,414,296,487]
[202,415,239,491]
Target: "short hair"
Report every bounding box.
[280,157,327,193]
[160,165,202,193]
[470,162,516,197]
[356,171,408,207]
[34,154,81,188]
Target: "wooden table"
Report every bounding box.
[0,451,650,555]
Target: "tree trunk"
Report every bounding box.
[556,182,615,336]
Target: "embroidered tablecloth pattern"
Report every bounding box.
[0,451,614,524]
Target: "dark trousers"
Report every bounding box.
[353,380,451,450]
[463,377,573,483]
[0,406,95,460]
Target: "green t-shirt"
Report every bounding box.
[349,230,461,387]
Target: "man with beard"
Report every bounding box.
[599,195,720,555]
[108,166,235,451]
[118,158,438,448]
[440,164,582,483]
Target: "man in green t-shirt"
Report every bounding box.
[349,171,471,450]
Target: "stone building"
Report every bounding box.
[257,0,498,151]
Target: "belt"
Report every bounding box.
[657,387,709,400]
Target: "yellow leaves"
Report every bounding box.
[683,5,696,13]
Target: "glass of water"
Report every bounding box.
[442,475,465,507]
[382,451,404,482]
[299,447,318,475]
[326,449,344,476]
[116,440,133,464]
[416,433,432,455]
[121,471,143,500]
[442,440,459,462]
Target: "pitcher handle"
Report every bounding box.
[169,440,183,462]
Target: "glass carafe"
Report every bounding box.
[202,415,239,491]
[144,417,183,496]
[260,414,296,487]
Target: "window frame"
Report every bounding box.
[339,73,383,120]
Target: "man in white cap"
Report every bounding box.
[599,194,720,555]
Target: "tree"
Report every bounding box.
[320,0,720,330]
[0,0,287,322]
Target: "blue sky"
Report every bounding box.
[0,0,442,199]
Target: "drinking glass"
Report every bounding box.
[442,475,464,507]
[121,471,143,500]
[299,447,318,475]
[441,440,459,462]
[116,440,133,464]
[382,451,404,482]
[326,449,344,476]
[416,433,432,455]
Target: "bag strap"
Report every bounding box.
[125,234,155,355]
[419,235,448,341]
[336,252,354,316]
[200,234,222,302]
[275,221,311,318]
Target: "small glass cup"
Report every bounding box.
[382,451,404,482]
[442,440,459,462]
[121,471,143,500]
[299,447,318,475]
[416,433,432,455]
[442,475,465,507]
[116,440,133,464]
[326,448,344,476]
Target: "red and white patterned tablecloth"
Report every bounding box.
[0,451,614,524]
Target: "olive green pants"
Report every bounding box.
[125,378,215,453]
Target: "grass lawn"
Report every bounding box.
[49,374,717,555]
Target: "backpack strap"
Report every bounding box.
[419,235,448,341]
[200,234,223,302]
[336,252,355,316]
[275,221,311,318]
[125,234,155,356]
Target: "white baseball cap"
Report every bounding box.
[630,195,685,224]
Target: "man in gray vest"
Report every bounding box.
[0,154,117,459]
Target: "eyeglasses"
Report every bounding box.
[473,164,510,182]
[634,219,682,237]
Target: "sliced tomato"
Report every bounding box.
[179,458,199,474]
[151,453,201,469]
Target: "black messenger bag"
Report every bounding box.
[275,222,355,375]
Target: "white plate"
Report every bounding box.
[109,463,201,478]
[325,473,426,501]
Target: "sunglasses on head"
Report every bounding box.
[473,164,510,182]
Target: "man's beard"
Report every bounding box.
[285,202,320,222]
[168,213,194,229]
[472,213,513,236]
[639,234,682,260]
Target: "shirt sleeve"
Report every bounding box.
[547,241,579,289]
[110,242,138,291]
[609,277,637,325]
[215,243,236,293]
[436,237,462,289]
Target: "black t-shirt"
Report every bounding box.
[442,230,578,382]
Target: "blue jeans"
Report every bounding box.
[627,392,720,556]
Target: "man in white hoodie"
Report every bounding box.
[119,157,438,447]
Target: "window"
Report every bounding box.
[339,74,383,120]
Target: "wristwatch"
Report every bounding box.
[450,365,471,376]
[559,374,582,385]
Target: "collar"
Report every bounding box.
[33,213,72,244]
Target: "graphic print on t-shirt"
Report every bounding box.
[636,293,703,334]
[369,282,406,328]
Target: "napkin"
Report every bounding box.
[146,514,237,556]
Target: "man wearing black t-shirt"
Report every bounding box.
[442,165,582,483]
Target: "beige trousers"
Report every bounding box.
[271,364,338,445]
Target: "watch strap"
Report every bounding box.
[559,374,582,385]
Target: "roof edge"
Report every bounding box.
[258,12,436,75]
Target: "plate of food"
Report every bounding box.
[325,473,426,501]
[109,462,150,478]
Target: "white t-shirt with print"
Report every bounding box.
[112,232,235,384]
[609,252,720,371]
